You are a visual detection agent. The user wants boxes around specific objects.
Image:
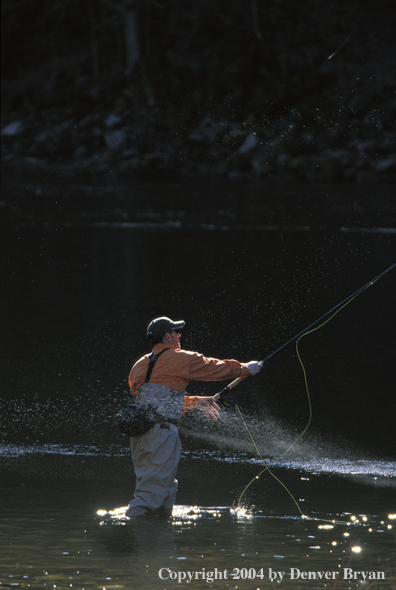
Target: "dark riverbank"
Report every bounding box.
[1,0,396,183]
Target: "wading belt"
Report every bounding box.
[145,348,170,383]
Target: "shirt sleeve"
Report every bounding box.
[187,352,249,381]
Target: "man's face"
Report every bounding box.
[165,330,181,349]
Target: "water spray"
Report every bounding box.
[213,261,396,519]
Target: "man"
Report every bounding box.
[126,316,262,518]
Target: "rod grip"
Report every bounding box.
[213,375,246,401]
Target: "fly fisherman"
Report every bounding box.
[125,316,262,519]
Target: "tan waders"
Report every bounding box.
[125,422,181,518]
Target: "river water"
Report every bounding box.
[1,177,395,589]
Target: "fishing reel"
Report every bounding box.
[220,388,238,407]
[214,375,249,407]
[213,385,238,407]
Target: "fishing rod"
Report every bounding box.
[214,261,396,406]
[213,261,395,519]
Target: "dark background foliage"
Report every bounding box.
[2,0,396,181]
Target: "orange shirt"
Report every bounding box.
[128,343,250,413]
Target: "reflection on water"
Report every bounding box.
[1,482,395,590]
[2,442,396,479]
[1,444,395,588]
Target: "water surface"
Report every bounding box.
[1,178,395,588]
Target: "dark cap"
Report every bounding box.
[146,316,185,341]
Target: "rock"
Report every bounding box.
[355,140,375,157]
[77,114,103,129]
[120,152,168,173]
[237,133,259,155]
[104,129,126,151]
[22,156,48,168]
[105,114,122,128]
[73,146,87,160]
[376,156,396,173]
[2,121,23,136]
[228,168,250,180]
[276,153,290,169]
[121,147,139,158]
[35,121,74,146]
[189,117,228,143]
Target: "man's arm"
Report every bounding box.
[181,355,262,419]
[188,352,262,381]
[187,353,250,381]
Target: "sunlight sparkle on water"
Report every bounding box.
[230,507,254,520]
[171,505,225,521]
[351,546,362,553]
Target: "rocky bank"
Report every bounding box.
[2,1,396,184]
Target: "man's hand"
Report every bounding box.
[247,361,263,375]
[197,396,221,420]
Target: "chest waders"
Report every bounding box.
[117,348,185,436]
[124,348,183,518]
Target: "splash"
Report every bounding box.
[179,407,396,488]
[180,405,354,462]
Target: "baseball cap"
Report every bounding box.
[146,316,185,340]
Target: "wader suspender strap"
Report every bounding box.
[144,348,170,383]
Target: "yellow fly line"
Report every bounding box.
[232,262,395,523]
